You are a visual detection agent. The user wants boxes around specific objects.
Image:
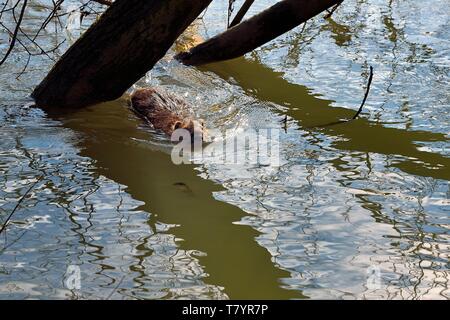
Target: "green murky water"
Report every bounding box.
[0,0,449,299]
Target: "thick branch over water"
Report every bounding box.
[176,0,342,66]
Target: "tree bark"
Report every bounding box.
[32,0,212,109]
[176,0,342,66]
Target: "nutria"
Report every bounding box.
[130,87,206,141]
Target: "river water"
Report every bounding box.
[0,0,448,299]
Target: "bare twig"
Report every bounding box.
[0,0,11,20]
[299,21,307,35]
[0,0,28,67]
[0,0,21,20]
[1,21,64,56]
[307,65,374,128]
[227,0,236,28]
[51,0,64,30]
[15,39,65,79]
[0,0,107,74]
[280,115,288,132]
[15,52,30,79]
[105,275,125,300]
[0,175,43,235]
[352,65,373,119]
[229,0,255,28]
[198,4,210,19]
[31,0,64,42]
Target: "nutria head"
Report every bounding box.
[173,118,207,143]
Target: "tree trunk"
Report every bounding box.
[176,0,342,66]
[32,0,212,109]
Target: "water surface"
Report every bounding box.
[0,0,449,299]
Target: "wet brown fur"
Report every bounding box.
[130,87,205,140]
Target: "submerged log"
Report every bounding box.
[176,0,342,66]
[32,0,212,109]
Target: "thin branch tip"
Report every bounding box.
[352,65,374,120]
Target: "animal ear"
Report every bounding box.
[173,121,182,130]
